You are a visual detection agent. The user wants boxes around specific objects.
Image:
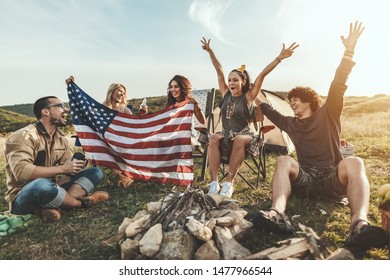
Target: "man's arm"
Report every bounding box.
[333,21,364,86]
[326,22,364,114]
[6,131,85,183]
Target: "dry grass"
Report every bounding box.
[342,111,390,138]
[0,136,6,171]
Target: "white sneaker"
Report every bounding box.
[208,181,220,195]
[220,182,234,198]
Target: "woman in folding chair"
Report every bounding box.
[200,37,298,198]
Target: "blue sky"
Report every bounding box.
[0,0,389,106]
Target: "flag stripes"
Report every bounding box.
[67,82,194,186]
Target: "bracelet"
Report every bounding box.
[344,50,354,56]
[343,55,353,60]
[275,57,281,63]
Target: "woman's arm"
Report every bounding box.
[248,42,299,104]
[190,98,206,125]
[201,37,228,96]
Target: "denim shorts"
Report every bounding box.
[291,165,347,203]
[12,167,104,215]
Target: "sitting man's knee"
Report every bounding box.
[276,155,294,168]
[87,167,105,184]
[94,167,104,182]
[342,156,365,171]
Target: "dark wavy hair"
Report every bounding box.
[287,86,322,112]
[33,96,58,119]
[230,69,252,94]
[166,75,192,106]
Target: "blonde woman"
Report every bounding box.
[103,83,133,114]
[103,83,146,188]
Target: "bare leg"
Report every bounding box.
[270,156,300,214]
[226,135,252,182]
[337,157,369,225]
[208,134,223,181]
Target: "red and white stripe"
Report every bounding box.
[75,101,194,186]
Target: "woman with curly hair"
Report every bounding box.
[166,74,205,125]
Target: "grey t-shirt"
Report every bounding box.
[220,91,252,134]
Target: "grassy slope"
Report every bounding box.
[0,95,389,260]
[0,108,35,133]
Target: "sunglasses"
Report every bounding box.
[44,102,67,109]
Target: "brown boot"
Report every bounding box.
[78,191,110,208]
[118,174,134,188]
[39,208,61,223]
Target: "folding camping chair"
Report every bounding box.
[218,120,275,189]
[191,88,217,181]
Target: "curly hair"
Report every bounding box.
[166,75,192,106]
[287,86,322,112]
[103,83,127,109]
[230,69,252,94]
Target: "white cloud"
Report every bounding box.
[188,0,234,45]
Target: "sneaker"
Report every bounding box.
[220,182,234,198]
[207,181,220,195]
[78,191,110,208]
[40,208,61,223]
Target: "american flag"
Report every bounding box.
[67,82,194,186]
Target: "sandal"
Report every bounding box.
[345,219,387,250]
[253,208,295,234]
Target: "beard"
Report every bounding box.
[50,115,67,127]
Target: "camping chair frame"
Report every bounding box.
[192,88,216,182]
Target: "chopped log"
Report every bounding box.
[326,248,355,260]
[267,238,309,260]
[244,226,333,260]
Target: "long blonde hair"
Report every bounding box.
[103,83,127,109]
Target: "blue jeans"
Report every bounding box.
[12,167,104,215]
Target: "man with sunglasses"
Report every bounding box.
[4,96,109,223]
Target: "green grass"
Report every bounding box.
[1,96,389,260]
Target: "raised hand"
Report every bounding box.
[277,42,299,61]
[341,21,364,51]
[65,76,74,85]
[201,37,212,53]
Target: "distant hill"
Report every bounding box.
[0,108,35,133]
[342,94,390,115]
[128,95,167,113]
[0,103,34,118]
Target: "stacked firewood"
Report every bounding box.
[103,186,351,260]
[103,186,253,260]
